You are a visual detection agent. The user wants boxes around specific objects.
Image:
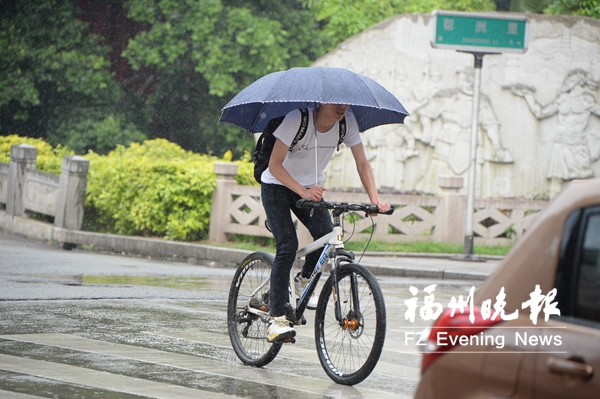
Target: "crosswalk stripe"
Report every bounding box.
[161,293,422,383]
[1,334,411,399]
[0,389,45,399]
[152,330,420,381]
[0,353,235,399]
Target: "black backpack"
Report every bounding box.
[253,108,347,184]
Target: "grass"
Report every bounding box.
[200,235,512,256]
[344,240,511,256]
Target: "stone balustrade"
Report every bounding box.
[209,162,548,247]
[0,144,89,247]
[0,149,549,249]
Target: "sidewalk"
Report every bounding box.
[358,253,499,281]
[2,220,500,281]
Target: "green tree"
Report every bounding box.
[122,0,332,157]
[0,0,146,155]
[544,0,600,17]
[304,0,497,43]
[510,0,554,12]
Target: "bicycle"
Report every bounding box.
[227,199,394,385]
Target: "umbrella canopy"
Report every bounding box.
[219,66,409,133]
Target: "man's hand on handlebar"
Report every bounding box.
[302,185,325,202]
[295,199,395,216]
[371,201,390,216]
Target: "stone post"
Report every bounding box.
[6,144,37,217]
[54,156,89,230]
[209,162,239,242]
[435,175,465,244]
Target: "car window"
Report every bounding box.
[555,206,600,327]
[575,211,600,323]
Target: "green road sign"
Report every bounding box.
[431,11,528,53]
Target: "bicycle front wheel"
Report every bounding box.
[227,252,281,367]
[314,263,386,385]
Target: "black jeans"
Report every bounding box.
[261,183,333,317]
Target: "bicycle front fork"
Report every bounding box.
[331,253,356,326]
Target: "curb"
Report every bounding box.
[59,230,493,280]
[359,251,504,261]
[52,227,252,267]
[361,264,489,281]
[1,215,493,281]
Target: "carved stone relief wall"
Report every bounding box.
[316,14,600,198]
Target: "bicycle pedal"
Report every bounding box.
[272,336,296,344]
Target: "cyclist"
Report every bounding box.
[261,103,390,342]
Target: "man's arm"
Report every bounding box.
[350,143,390,213]
[269,138,325,201]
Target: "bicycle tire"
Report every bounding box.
[227,251,282,367]
[314,263,386,385]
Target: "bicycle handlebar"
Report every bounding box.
[296,199,395,215]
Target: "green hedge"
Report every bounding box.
[1,136,256,241]
[0,134,73,174]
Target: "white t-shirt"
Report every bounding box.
[260,108,362,187]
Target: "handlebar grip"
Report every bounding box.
[296,199,330,209]
[296,199,313,208]
[365,204,395,215]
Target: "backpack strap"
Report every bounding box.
[287,108,346,152]
[337,116,347,151]
[288,108,309,152]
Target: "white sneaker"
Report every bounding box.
[267,316,296,342]
[294,272,318,310]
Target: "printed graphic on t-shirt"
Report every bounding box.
[289,144,312,160]
[289,142,337,160]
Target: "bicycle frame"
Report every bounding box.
[242,208,355,327]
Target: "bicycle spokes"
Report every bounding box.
[227,252,282,367]
[315,264,386,385]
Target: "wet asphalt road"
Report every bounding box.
[0,231,481,398]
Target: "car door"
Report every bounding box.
[534,205,600,399]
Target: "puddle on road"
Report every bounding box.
[28,275,212,291]
[83,275,211,291]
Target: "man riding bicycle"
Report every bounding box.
[260,103,390,342]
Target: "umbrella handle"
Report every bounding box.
[313,109,318,186]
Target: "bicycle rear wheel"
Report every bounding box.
[227,252,281,367]
[314,263,386,385]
